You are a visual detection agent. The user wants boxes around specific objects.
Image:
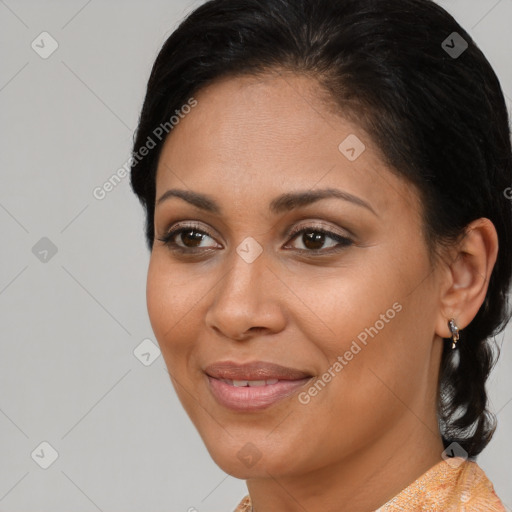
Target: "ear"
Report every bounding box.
[435,218,498,338]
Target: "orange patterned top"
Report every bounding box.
[233,457,506,511]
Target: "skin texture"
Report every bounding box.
[146,71,498,512]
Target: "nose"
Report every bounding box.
[204,247,287,341]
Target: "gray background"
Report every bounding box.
[0,1,511,511]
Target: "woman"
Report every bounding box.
[130,0,511,510]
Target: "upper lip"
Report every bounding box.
[204,361,313,381]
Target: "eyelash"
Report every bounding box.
[157,222,354,256]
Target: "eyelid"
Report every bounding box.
[156,221,223,252]
[161,220,221,242]
[284,220,353,241]
[159,219,354,253]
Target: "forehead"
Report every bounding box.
[155,72,419,220]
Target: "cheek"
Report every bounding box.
[146,255,202,367]
[321,296,437,436]
[299,247,436,408]
[289,257,401,355]
[146,257,170,343]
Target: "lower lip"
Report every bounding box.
[206,375,312,411]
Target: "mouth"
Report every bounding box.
[204,360,314,411]
[204,360,313,381]
[217,378,280,386]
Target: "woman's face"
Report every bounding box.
[147,72,446,479]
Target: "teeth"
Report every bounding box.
[229,379,279,387]
[248,380,266,387]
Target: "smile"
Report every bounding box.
[206,375,312,411]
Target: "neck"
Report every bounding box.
[245,412,445,512]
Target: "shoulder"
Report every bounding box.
[454,460,506,512]
[379,458,506,512]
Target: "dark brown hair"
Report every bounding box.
[130,0,512,457]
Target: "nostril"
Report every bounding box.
[233,327,266,340]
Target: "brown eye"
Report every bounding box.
[287,227,353,253]
[178,229,207,248]
[157,225,220,251]
[301,231,329,250]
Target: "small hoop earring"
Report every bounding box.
[448,318,460,349]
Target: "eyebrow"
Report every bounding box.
[156,187,377,216]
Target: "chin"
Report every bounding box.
[201,433,304,479]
